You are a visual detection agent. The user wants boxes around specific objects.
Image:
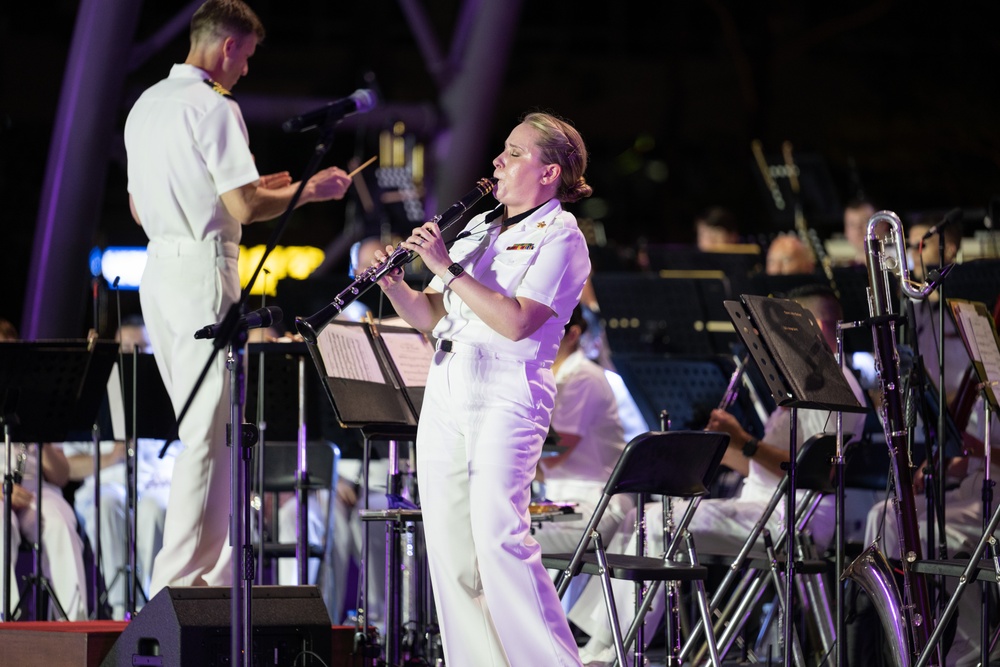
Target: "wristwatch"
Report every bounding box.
[441,262,464,287]
[742,437,759,458]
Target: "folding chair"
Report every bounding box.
[683,433,843,664]
[258,440,338,596]
[543,430,730,667]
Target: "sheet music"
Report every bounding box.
[107,364,126,441]
[316,322,385,382]
[381,331,434,388]
[951,299,1000,410]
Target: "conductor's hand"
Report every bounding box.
[258,171,292,190]
[373,245,406,292]
[401,221,449,275]
[303,166,352,203]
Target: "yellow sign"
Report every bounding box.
[238,245,326,295]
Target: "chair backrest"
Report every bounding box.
[795,433,847,494]
[606,430,729,498]
[262,440,339,492]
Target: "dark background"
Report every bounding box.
[3,1,1000,334]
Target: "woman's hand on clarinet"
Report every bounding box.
[373,245,406,292]
[402,222,450,276]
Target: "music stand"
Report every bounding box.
[591,272,738,356]
[116,351,178,618]
[610,353,764,435]
[303,320,432,666]
[0,340,117,621]
[941,259,1000,307]
[725,295,865,667]
[644,244,764,299]
[244,342,325,594]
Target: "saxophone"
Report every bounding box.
[842,210,947,666]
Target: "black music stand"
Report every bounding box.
[591,272,738,357]
[725,295,865,667]
[244,342,330,598]
[303,320,432,667]
[610,353,765,435]
[116,351,178,618]
[0,340,117,621]
[941,259,1000,307]
[644,244,764,299]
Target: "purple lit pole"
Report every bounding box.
[22,0,142,339]
[397,0,523,217]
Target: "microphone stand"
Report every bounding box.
[934,238,949,572]
[165,112,344,667]
[980,387,994,667]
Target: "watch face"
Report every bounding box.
[448,263,464,276]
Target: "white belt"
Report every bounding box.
[435,338,550,368]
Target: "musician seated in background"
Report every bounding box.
[64,317,175,620]
[836,197,877,266]
[571,285,869,665]
[533,305,632,557]
[694,206,741,251]
[0,319,89,621]
[765,232,817,276]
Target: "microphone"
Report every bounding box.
[194,306,282,340]
[282,89,377,133]
[921,208,963,240]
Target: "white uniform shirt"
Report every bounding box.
[124,64,259,244]
[548,349,626,484]
[428,199,591,364]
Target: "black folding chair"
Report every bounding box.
[543,430,730,667]
[685,433,845,664]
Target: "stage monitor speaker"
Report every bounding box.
[100,585,332,667]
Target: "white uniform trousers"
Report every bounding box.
[330,458,389,627]
[141,240,239,595]
[416,349,581,667]
[4,482,88,620]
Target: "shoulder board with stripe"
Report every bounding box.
[203,78,234,99]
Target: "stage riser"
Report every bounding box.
[0,623,359,667]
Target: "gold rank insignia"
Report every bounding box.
[204,78,233,99]
[536,222,546,228]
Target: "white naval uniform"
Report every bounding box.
[125,63,259,595]
[418,199,591,666]
[2,444,88,620]
[571,369,868,662]
[66,437,174,618]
